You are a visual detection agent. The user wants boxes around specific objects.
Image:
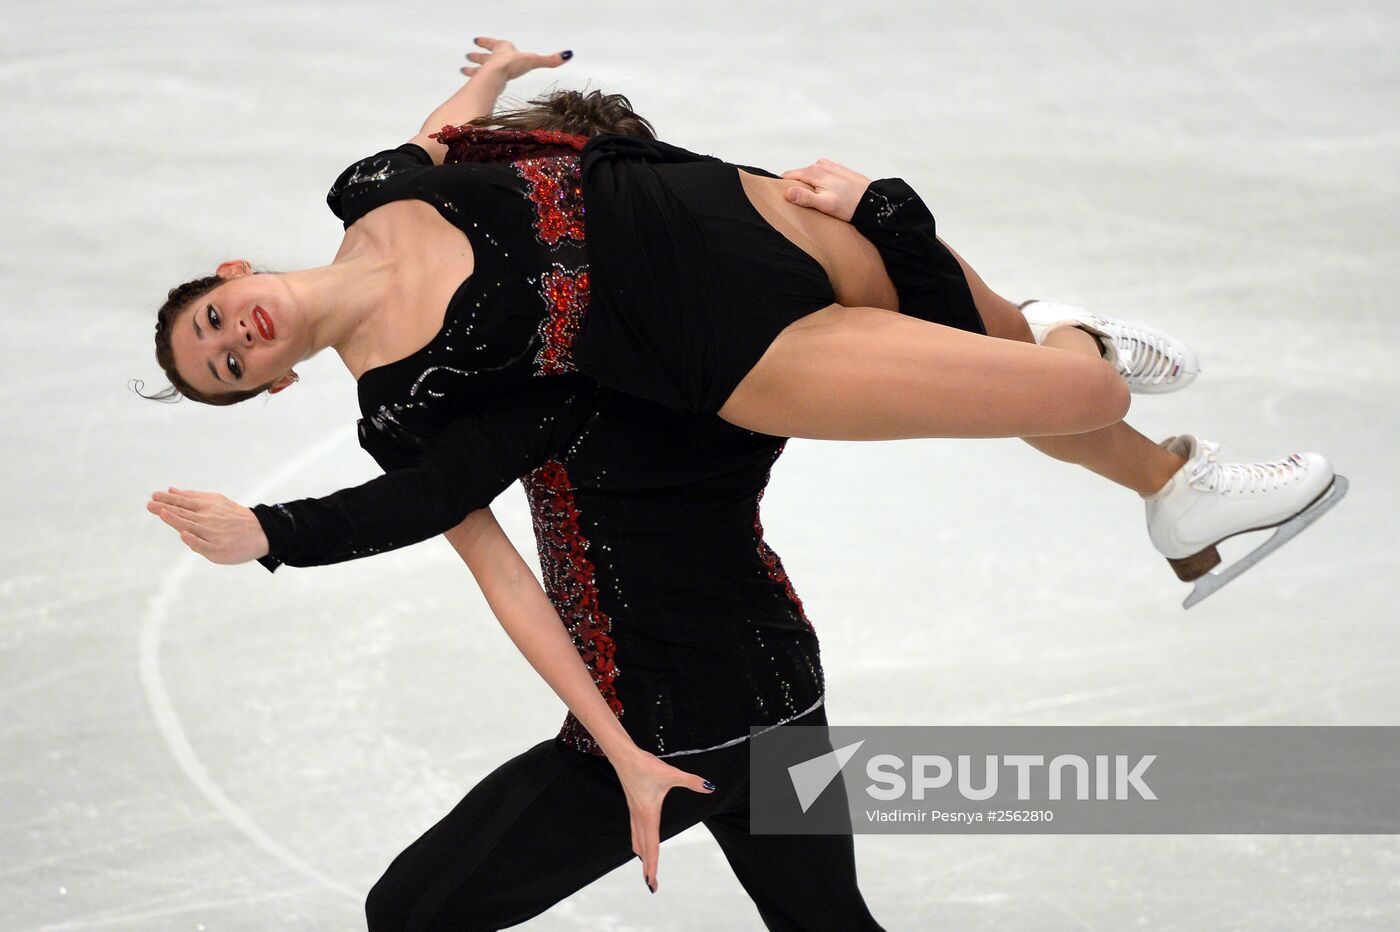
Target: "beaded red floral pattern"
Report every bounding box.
[430,125,594,377]
[522,459,621,755]
[514,156,587,247]
[534,266,589,375]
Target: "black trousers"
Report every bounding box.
[365,704,883,931]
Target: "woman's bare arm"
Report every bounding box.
[441,506,637,758]
[442,506,714,893]
[410,37,572,165]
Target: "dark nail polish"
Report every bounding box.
[703,780,716,791]
[561,50,573,60]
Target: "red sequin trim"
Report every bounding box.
[753,442,812,628]
[431,125,589,164]
[522,459,621,755]
[514,156,587,247]
[534,266,589,375]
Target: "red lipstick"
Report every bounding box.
[252,306,275,341]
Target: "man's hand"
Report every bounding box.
[146,488,269,564]
[461,36,571,81]
[779,158,872,222]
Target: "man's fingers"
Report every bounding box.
[153,491,202,510]
[160,503,204,523]
[161,509,209,541]
[786,186,814,207]
[179,530,212,555]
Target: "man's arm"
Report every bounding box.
[409,37,571,166]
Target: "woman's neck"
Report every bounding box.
[279,250,397,374]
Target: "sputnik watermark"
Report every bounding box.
[790,746,1156,814]
[865,752,1157,800]
[751,725,1400,834]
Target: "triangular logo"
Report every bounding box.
[787,740,865,812]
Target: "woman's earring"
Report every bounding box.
[268,371,300,394]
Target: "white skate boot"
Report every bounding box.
[1144,434,1349,608]
[1019,300,1200,394]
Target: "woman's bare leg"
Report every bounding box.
[716,277,1182,498]
[937,238,1187,495]
[716,304,1131,440]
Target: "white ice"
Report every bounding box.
[3,0,1398,928]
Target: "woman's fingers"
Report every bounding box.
[460,65,478,77]
[629,811,643,860]
[638,804,660,893]
[681,772,716,795]
[466,51,489,63]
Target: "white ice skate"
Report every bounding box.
[1144,434,1349,608]
[1019,300,1200,394]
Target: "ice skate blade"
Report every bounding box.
[1182,475,1350,609]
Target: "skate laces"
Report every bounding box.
[1187,440,1307,494]
[1102,320,1180,384]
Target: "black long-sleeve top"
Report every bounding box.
[248,130,972,754]
[254,130,969,572]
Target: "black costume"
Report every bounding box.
[365,704,880,932]
[252,127,984,756]
[576,133,984,413]
[249,129,987,929]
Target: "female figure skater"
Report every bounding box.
[142,38,1343,603]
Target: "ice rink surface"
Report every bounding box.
[3,0,1398,928]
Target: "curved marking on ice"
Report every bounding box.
[139,429,360,902]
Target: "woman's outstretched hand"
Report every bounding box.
[460,36,572,81]
[609,745,716,894]
[146,488,268,564]
[779,158,873,223]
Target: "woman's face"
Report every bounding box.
[169,262,301,399]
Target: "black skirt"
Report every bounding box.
[575,134,983,415]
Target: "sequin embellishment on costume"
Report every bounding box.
[328,156,419,207]
[510,152,591,376]
[534,266,589,375]
[522,459,621,755]
[858,186,897,223]
[753,442,812,628]
[513,157,587,247]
